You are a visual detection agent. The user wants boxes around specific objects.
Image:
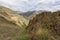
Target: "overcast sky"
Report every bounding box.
[0,0,60,12]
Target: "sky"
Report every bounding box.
[0,0,60,12]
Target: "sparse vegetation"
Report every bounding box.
[0,6,60,40]
[12,28,29,40]
[26,11,60,40]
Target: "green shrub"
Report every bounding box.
[42,23,50,29]
[12,28,29,40]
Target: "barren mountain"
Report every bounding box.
[0,6,29,40]
[1,6,60,40]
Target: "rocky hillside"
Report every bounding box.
[0,6,29,40]
[1,6,60,40]
[26,11,60,40]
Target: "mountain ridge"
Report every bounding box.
[0,6,29,40]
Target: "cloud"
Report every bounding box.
[0,0,60,12]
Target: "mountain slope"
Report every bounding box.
[26,11,60,40]
[0,6,29,40]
